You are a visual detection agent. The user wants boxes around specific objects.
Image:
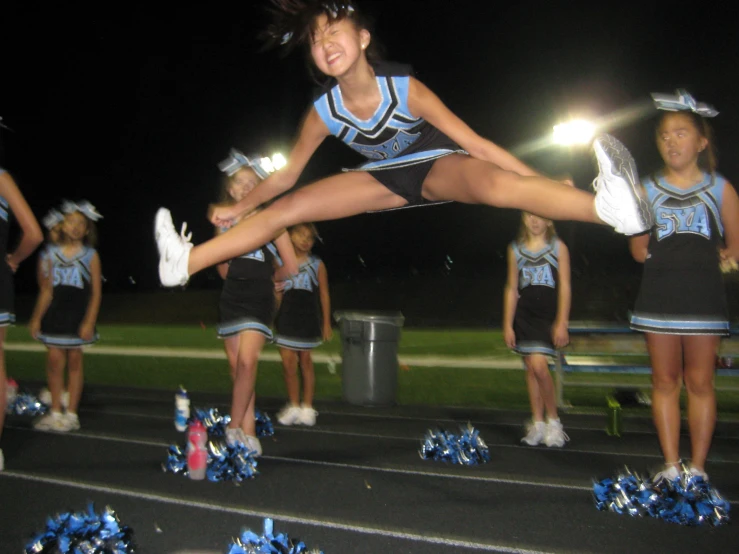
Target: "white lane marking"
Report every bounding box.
[0,470,554,554]
[5,342,523,369]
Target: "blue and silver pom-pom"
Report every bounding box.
[189,407,274,438]
[24,503,135,554]
[226,518,323,554]
[163,440,258,483]
[6,392,48,417]
[419,423,491,465]
[593,466,730,526]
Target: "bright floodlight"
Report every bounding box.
[271,153,287,170]
[552,119,595,146]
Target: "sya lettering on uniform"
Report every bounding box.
[240,249,265,262]
[655,204,711,240]
[53,266,84,288]
[352,130,421,160]
[521,264,555,288]
[290,272,316,292]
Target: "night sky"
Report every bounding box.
[3,1,739,297]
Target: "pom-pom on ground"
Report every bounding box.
[419,423,491,465]
[226,518,323,554]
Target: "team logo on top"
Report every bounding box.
[239,248,266,262]
[53,266,84,289]
[351,130,421,160]
[520,264,555,289]
[655,204,711,240]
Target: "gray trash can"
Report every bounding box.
[334,311,405,406]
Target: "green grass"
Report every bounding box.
[6,325,739,413]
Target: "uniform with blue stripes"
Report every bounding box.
[0,166,15,326]
[217,240,282,339]
[631,172,730,335]
[313,62,465,206]
[38,245,99,347]
[274,255,323,350]
[511,239,560,357]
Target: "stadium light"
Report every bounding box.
[552,119,596,146]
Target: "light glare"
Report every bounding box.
[552,120,595,146]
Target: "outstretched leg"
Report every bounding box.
[647,333,683,468]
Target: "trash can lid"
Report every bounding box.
[333,310,405,326]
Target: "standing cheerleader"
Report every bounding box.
[155,0,652,289]
[0,167,43,470]
[503,212,571,447]
[630,92,739,481]
[275,223,332,427]
[30,201,102,432]
[216,151,296,453]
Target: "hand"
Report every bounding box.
[551,321,570,349]
[719,248,738,274]
[78,321,95,341]
[322,324,333,342]
[6,254,18,273]
[274,279,294,292]
[208,203,241,228]
[503,326,516,349]
[29,319,41,339]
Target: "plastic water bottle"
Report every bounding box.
[186,420,208,480]
[6,378,18,404]
[175,387,190,432]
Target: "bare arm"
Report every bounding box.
[629,233,650,263]
[318,260,333,341]
[721,182,739,261]
[502,245,519,348]
[210,107,330,226]
[0,171,43,270]
[552,240,571,348]
[407,78,543,178]
[29,256,54,338]
[78,252,102,340]
[272,231,299,279]
[214,226,229,279]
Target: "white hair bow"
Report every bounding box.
[61,200,103,221]
[651,89,718,118]
[42,209,64,230]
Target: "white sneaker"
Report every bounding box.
[34,411,73,432]
[39,388,69,408]
[592,134,653,235]
[521,420,546,446]
[543,419,569,448]
[155,208,193,287]
[64,412,80,431]
[226,427,246,447]
[689,466,709,481]
[244,435,262,457]
[299,404,318,426]
[653,463,681,484]
[277,404,303,426]
[0,449,4,472]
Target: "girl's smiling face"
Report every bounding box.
[309,14,370,78]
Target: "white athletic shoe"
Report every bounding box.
[226,427,247,448]
[521,420,546,446]
[244,435,263,457]
[689,466,709,481]
[299,404,318,427]
[652,463,681,484]
[64,412,81,431]
[592,134,653,235]
[277,404,303,426]
[155,208,193,287]
[34,411,73,432]
[543,419,569,448]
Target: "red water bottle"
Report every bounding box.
[186,420,208,480]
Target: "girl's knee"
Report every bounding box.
[651,372,681,393]
[684,371,714,397]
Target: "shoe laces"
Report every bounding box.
[179,222,193,243]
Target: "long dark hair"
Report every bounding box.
[657,110,718,173]
[262,0,383,83]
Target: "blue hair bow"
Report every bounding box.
[61,200,103,221]
[651,89,718,118]
[42,209,64,230]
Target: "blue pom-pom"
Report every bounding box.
[419,423,490,465]
[163,440,258,482]
[255,408,275,438]
[593,466,730,526]
[189,407,274,438]
[6,392,48,417]
[24,503,135,554]
[225,518,323,553]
